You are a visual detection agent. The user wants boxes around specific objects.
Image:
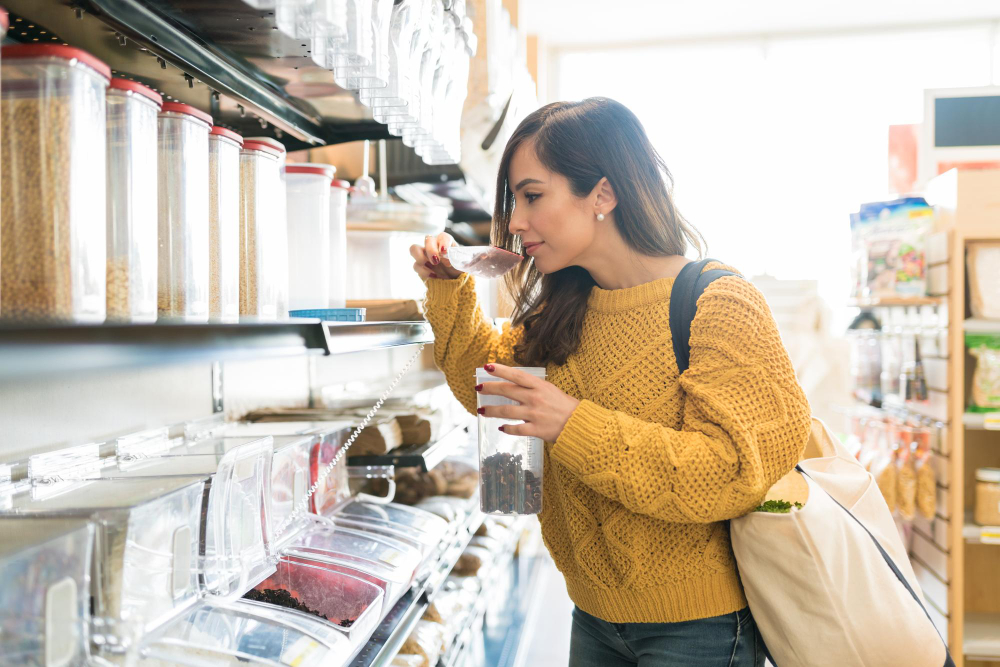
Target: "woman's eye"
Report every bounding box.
[525,193,540,204]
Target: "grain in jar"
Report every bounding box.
[239,140,283,320]
[286,163,334,311]
[158,102,211,321]
[975,467,1000,527]
[246,136,289,319]
[106,78,161,322]
[1,44,110,322]
[208,127,243,322]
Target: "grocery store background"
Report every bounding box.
[1,0,999,666]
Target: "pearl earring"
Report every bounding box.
[596,213,605,221]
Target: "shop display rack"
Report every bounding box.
[0,321,432,379]
[351,502,485,667]
[348,421,473,472]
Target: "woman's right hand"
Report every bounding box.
[410,232,464,280]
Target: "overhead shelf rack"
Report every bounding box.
[3,0,391,148]
[0,320,433,378]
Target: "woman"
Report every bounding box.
[410,97,811,666]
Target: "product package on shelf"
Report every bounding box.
[281,524,422,610]
[1,44,110,322]
[393,459,478,505]
[966,332,1000,411]
[849,197,933,299]
[399,619,448,667]
[106,78,161,322]
[0,517,93,666]
[137,598,354,667]
[0,475,205,655]
[247,555,384,657]
[102,435,276,598]
[974,467,1000,527]
[968,242,1000,319]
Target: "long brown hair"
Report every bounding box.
[494,97,705,367]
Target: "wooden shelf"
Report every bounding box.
[965,613,1000,660]
[847,296,945,308]
[963,515,1000,544]
[962,412,1000,431]
[964,318,1000,334]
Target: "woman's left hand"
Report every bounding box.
[476,363,581,442]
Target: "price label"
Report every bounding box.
[984,413,1000,431]
[980,529,1000,545]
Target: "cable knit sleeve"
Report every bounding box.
[549,276,811,524]
[423,275,522,416]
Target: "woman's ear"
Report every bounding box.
[593,177,618,218]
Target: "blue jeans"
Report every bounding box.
[568,606,765,667]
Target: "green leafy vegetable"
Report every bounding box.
[753,499,804,513]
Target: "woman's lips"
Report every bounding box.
[523,242,543,254]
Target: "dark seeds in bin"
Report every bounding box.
[480,452,541,514]
[244,588,326,621]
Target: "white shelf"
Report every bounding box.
[963,515,1000,544]
[963,412,1000,430]
[965,318,1000,334]
[965,613,1000,660]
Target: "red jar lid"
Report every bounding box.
[286,163,336,180]
[160,101,213,127]
[242,139,285,158]
[210,126,244,146]
[2,44,111,80]
[109,78,163,108]
[331,179,352,189]
[244,136,287,153]
[0,10,8,33]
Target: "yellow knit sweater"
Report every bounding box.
[423,265,811,624]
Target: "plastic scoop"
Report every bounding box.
[444,246,523,278]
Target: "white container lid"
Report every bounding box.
[476,366,546,382]
[976,467,1000,483]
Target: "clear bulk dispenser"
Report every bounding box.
[158,102,212,321]
[476,367,546,515]
[106,78,161,322]
[209,126,243,322]
[0,517,93,666]
[1,44,110,322]
[329,179,350,308]
[285,163,334,311]
[240,138,286,320]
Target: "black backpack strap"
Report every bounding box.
[669,258,739,374]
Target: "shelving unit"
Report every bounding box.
[923,168,1000,667]
[348,421,473,472]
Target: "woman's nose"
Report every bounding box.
[508,211,529,235]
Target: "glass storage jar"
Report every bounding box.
[106,78,161,322]
[286,163,334,311]
[975,467,1000,526]
[1,44,110,322]
[158,101,212,321]
[209,126,243,322]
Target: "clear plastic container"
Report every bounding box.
[285,164,334,311]
[477,366,546,515]
[240,139,284,320]
[1,44,110,322]
[360,0,417,111]
[1,476,206,653]
[138,598,354,667]
[283,525,421,608]
[106,78,161,322]
[250,556,384,648]
[246,137,290,319]
[335,0,394,91]
[158,101,212,321]
[101,438,276,598]
[209,127,243,323]
[334,499,449,544]
[0,517,93,667]
[326,515,437,562]
[329,179,350,308]
[275,0,315,39]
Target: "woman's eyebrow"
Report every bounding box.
[514,178,544,192]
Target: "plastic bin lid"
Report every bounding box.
[336,500,448,541]
[210,125,245,146]
[284,525,420,584]
[2,44,111,80]
[109,78,163,108]
[245,136,287,154]
[160,101,213,126]
[5,476,206,512]
[243,139,286,158]
[286,163,336,180]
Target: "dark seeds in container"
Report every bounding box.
[480,451,541,515]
